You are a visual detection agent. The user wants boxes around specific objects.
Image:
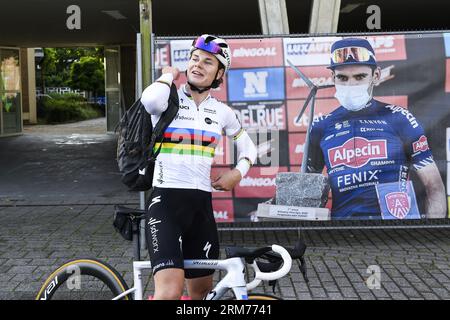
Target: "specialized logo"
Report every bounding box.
[412,135,429,153]
[385,192,411,219]
[203,242,212,259]
[148,195,161,211]
[328,137,388,168]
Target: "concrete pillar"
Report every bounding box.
[27,48,37,124]
[139,0,153,88]
[309,0,341,34]
[258,0,290,35]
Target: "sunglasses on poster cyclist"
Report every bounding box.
[331,46,375,64]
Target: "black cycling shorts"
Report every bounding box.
[144,187,220,279]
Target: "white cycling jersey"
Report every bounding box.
[141,73,257,192]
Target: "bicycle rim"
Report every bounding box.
[247,294,282,300]
[35,258,131,300]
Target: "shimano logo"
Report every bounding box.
[328,137,387,168]
[233,47,277,57]
[240,176,276,187]
[385,105,419,128]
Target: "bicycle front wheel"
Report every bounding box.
[226,293,282,300]
[36,258,132,300]
[247,294,282,300]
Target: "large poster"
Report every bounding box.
[154,32,450,222]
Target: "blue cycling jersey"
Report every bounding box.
[307,99,434,219]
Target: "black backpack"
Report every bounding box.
[116,83,179,191]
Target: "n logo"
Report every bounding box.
[243,71,268,95]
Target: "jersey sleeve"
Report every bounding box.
[306,116,326,173]
[222,104,242,137]
[389,105,434,170]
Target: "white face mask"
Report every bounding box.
[334,83,373,111]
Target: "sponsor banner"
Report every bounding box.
[365,35,407,61]
[212,136,233,166]
[444,33,450,57]
[170,40,192,71]
[228,38,284,68]
[283,36,342,66]
[446,59,450,93]
[212,199,234,223]
[154,41,171,71]
[447,128,450,161]
[288,133,306,165]
[173,72,228,102]
[287,98,340,132]
[285,66,335,99]
[234,166,288,198]
[230,100,286,130]
[227,67,285,101]
[375,181,421,220]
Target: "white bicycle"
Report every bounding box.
[36,206,308,300]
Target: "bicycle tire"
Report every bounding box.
[226,293,282,300]
[36,258,132,300]
[247,294,282,300]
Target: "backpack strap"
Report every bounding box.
[146,83,179,161]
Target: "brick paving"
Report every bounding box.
[0,204,448,300]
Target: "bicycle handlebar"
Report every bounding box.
[246,244,292,291]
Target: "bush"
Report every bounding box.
[39,93,103,124]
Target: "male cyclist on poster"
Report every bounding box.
[140,35,257,300]
[307,38,446,219]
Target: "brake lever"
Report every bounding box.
[268,280,277,294]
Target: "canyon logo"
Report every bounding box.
[328,137,388,168]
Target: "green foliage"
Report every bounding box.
[69,56,105,95]
[38,93,103,124]
[39,47,105,90]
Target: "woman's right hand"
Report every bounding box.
[162,66,180,80]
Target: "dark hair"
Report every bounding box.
[210,65,225,89]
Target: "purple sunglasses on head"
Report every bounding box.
[192,36,223,55]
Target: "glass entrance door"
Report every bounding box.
[0,48,22,136]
